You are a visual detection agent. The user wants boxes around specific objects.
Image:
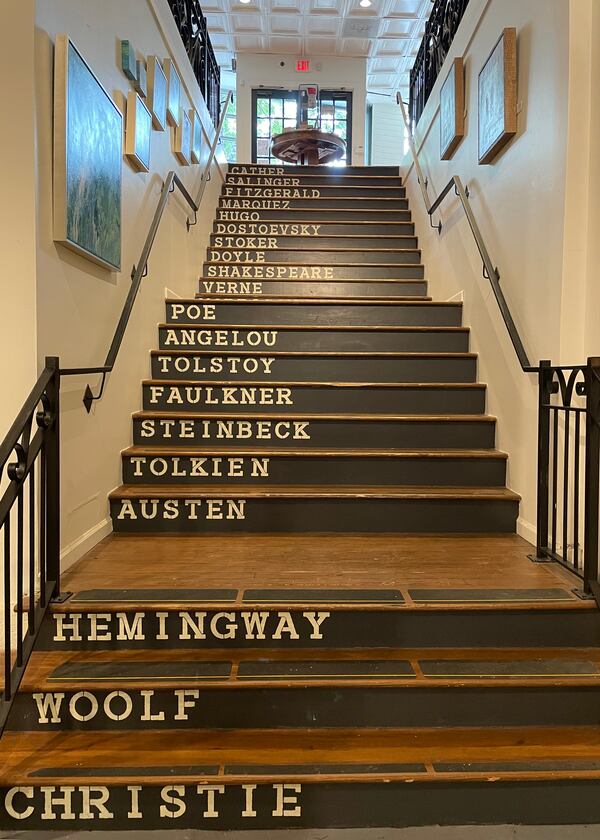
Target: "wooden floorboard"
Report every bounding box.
[60,534,578,597]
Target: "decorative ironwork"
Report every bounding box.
[0,357,65,735]
[409,0,470,129]
[535,359,600,605]
[167,0,221,127]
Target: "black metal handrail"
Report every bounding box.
[397,95,535,373]
[0,357,64,735]
[409,0,470,129]
[167,0,221,127]
[62,172,198,412]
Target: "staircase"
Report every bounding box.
[2,164,600,832]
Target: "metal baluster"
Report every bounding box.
[563,410,570,566]
[4,519,11,701]
[551,410,559,555]
[16,489,24,668]
[29,466,36,635]
[40,447,46,606]
[573,411,581,572]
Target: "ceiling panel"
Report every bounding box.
[208,0,430,98]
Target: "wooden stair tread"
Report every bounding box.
[208,247,420,253]
[133,411,496,421]
[110,485,521,501]
[150,350,477,359]
[4,727,600,785]
[142,380,486,389]
[123,446,508,459]
[161,323,468,333]
[187,296,461,306]
[206,261,425,268]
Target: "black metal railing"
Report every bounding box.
[409,0,470,129]
[0,358,65,734]
[535,359,600,602]
[168,0,221,127]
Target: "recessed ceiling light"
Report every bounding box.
[359,0,372,6]
[239,0,251,4]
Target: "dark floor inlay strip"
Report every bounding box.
[31,766,220,778]
[70,589,238,604]
[237,660,415,680]
[242,588,404,604]
[420,659,600,678]
[49,661,232,682]
[409,588,573,604]
[436,761,600,773]
[225,764,427,775]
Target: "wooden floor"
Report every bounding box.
[62,533,576,594]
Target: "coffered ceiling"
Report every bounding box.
[203,0,432,101]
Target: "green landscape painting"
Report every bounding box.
[65,42,122,269]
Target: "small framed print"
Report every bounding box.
[478,27,517,164]
[440,57,465,160]
[120,40,137,82]
[134,60,147,99]
[147,56,167,131]
[164,58,181,127]
[175,108,192,165]
[190,109,202,163]
[125,91,152,172]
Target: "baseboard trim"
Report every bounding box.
[517,517,536,547]
[60,518,113,572]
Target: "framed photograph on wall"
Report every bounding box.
[175,108,192,165]
[164,58,181,127]
[440,57,465,160]
[125,91,152,172]
[53,34,122,270]
[478,27,517,164]
[147,56,167,131]
[190,109,202,164]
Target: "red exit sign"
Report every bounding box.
[296,59,310,72]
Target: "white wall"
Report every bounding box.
[370,102,405,166]
[235,53,367,165]
[400,0,570,543]
[31,0,224,566]
[0,0,38,442]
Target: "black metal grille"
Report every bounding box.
[167,0,221,127]
[409,0,470,129]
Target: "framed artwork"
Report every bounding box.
[134,60,147,98]
[53,34,122,270]
[440,57,465,160]
[190,109,202,164]
[120,40,137,82]
[175,108,192,165]
[125,91,152,172]
[147,56,167,131]
[164,58,181,127]
[478,27,517,164]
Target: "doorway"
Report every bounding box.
[251,88,352,166]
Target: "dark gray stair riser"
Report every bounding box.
[10,684,600,732]
[204,264,424,280]
[158,326,470,353]
[121,454,507,487]
[222,186,407,199]
[205,249,422,266]
[109,497,518,534]
[133,417,496,449]
[213,221,415,236]
[210,235,419,250]
[142,383,487,415]
[34,608,600,651]
[226,174,404,187]
[216,209,412,222]
[1,780,599,831]
[150,354,477,383]
[196,279,428,297]
[229,164,401,176]
[166,302,461,327]
[219,198,409,210]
